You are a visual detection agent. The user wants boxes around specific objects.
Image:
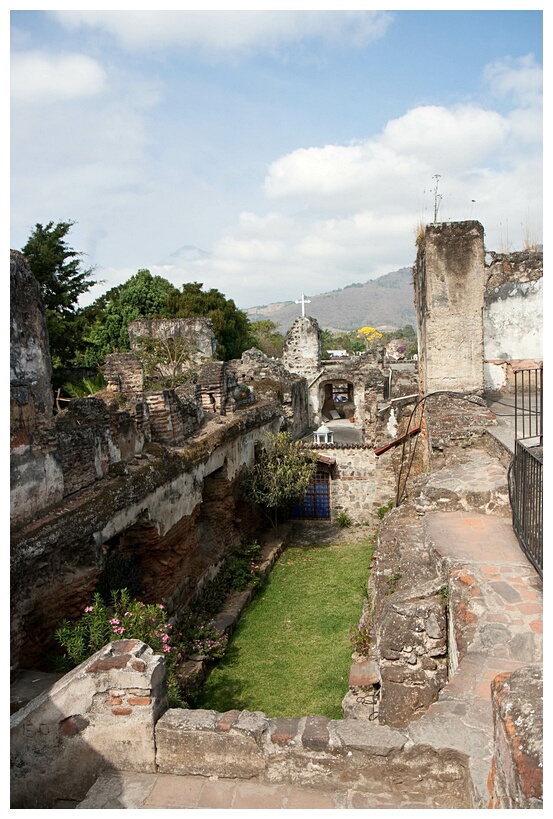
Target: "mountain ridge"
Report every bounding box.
[245,267,415,333]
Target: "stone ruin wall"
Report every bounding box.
[414,229,543,396]
[282,315,322,382]
[230,347,310,440]
[128,317,217,364]
[309,445,397,524]
[10,639,473,809]
[483,250,543,392]
[414,221,486,397]
[11,406,283,674]
[10,251,290,675]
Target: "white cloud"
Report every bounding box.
[51,10,392,56]
[11,51,107,103]
[484,54,542,108]
[265,104,511,208]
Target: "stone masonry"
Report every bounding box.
[415,221,486,395]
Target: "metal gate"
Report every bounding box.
[291,471,330,520]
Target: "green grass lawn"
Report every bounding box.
[196,536,374,719]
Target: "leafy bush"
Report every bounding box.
[55,590,172,668]
[337,511,352,528]
[219,541,261,591]
[62,373,107,398]
[54,589,226,708]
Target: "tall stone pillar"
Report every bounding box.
[282,316,322,425]
[414,221,485,395]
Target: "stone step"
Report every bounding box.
[74,771,469,809]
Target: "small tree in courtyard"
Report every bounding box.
[241,432,317,529]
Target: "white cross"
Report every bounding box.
[295,293,311,317]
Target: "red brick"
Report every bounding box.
[106,698,123,706]
[87,655,131,672]
[112,640,138,654]
[131,660,147,672]
[270,718,300,745]
[216,709,240,732]
[127,697,151,706]
[111,707,132,716]
[59,715,88,737]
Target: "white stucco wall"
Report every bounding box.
[484,279,543,362]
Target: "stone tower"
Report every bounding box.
[282,316,322,381]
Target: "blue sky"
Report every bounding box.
[10,7,543,310]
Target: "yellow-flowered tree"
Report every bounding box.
[357,326,383,350]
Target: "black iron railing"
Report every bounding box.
[509,367,543,577]
[508,441,543,578]
[514,366,542,443]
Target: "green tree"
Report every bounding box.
[21,220,96,312]
[321,329,365,357]
[82,269,179,365]
[21,221,97,371]
[166,282,254,360]
[250,320,285,358]
[241,433,317,529]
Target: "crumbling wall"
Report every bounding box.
[316,356,386,441]
[10,251,64,524]
[282,316,322,382]
[10,640,165,808]
[128,317,216,364]
[10,408,282,673]
[488,664,543,809]
[230,348,310,439]
[367,504,449,727]
[104,352,145,393]
[483,251,543,392]
[414,221,485,395]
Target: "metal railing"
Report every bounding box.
[514,366,542,443]
[509,367,543,577]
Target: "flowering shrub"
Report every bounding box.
[54,589,227,708]
[349,616,372,658]
[173,612,228,660]
[55,590,174,664]
[220,541,261,591]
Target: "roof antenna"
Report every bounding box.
[432,175,442,224]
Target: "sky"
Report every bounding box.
[10,6,543,311]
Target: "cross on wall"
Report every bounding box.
[295,294,311,317]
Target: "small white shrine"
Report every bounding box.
[313,423,334,444]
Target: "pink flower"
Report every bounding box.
[84,606,93,613]
[109,618,120,625]
[163,645,171,653]
[124,611,132,617]
[158,604,165,610]
[162,634,170,643]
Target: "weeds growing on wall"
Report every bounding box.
[349,615,372,658]
[377,500,394,520]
